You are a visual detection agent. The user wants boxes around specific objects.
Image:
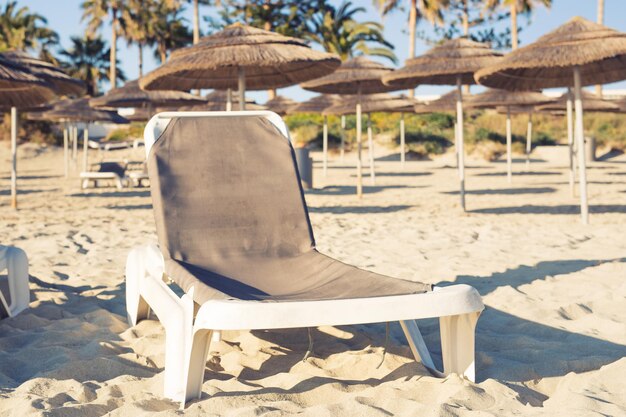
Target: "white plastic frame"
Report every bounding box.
[127,112,485,408]
[0,245,29,318]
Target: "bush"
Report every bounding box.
[105,122,145,142]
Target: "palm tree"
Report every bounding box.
[0,1,58,53]
[81,0,127,88]
[121,0,157,77]
[150,3,192,63]
[374,0,446,59]
[486,0,551,49]
[308,1,397,64]
[59,35,126,95]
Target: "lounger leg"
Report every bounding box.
[125,246,152,326]
[3,246,29,317]
[125,244,196,402]
[439,312,480,382]
[183,328,214,407]
[400,320,441,376]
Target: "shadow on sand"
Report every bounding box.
[0,188,59,196]
[69,190,150,198]
[308,205,413,214]
[442,187,556,196]
[470,204,626,215]
[307,185,422,196]
[105,204,153,210]
[475,171,561,177]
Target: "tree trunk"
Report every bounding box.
[407,0,417,98]
[264,1,273,100]
[511,3,518,50]
[110,8,118,88]
[462,0,469,36]
[138,44,143,77]
[193,0,200,44]
[159,44,167,63]
[596,0,604,96]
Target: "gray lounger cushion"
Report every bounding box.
[147,115,431,304]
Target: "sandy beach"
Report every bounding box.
[1,143,625,416]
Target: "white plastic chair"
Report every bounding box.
[126,111,484,407]
[0,245,29,318]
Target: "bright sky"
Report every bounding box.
[12,0,626,103]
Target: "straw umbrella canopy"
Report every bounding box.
[325,93,417,171]
[0,53,62,209]
[179,101,267,112]
[536,89,620,113]
[2,50,85,97]
[199,89,263,111]
[413,90,459,113]
[140,24,341,111]
[467,89,553,179]
[288,94,339,176]
[90,79,205,110]
[475,17,626,224]
[301,57,397,197]
[264,95,298,116]
[43,98,129,174]
[383,39,502,210]
[288,94,339,114]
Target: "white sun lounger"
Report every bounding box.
[126,111,484,407]
[80,160,127,190]
[0,245,29,319]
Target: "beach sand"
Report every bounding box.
[1,142,625,416]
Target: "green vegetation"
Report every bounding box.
[285,110,626,161]
[105,122,146,142]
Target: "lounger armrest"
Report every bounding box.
[192,284,484,331]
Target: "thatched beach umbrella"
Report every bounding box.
[0,53,71,209]
[475,17,626,224]
[301,57,397,197]
[3,50,85,97]
[414,91,474,169]
[466,89,553,181]
[90,79,204,110]
[325,94,417,172]
[199,90,265,111]
[288,94,339,176]
[383,39,502,210]
[536,90,620,196]
[264,95,298,116]
[45,98,128,174]
[140,24,340,111]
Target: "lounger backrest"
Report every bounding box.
[147,115,315,272]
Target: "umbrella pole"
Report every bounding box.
[63,124,69,178]
[367,113,375,185]
[73,125,78,162]
[400,113,405,168]
[356,87,363,198]
[322,115,328,177]
[238,68,246,111]
[83,126,89,172]
[526,111,532,170]
[226,88,232,112]
[340,115,346,162]
[573,68,589,225]
[10,107,17,209]
[454,120,459,168]
[506,106,512,184]
[566,88,576,197]
[456,77,466,211]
